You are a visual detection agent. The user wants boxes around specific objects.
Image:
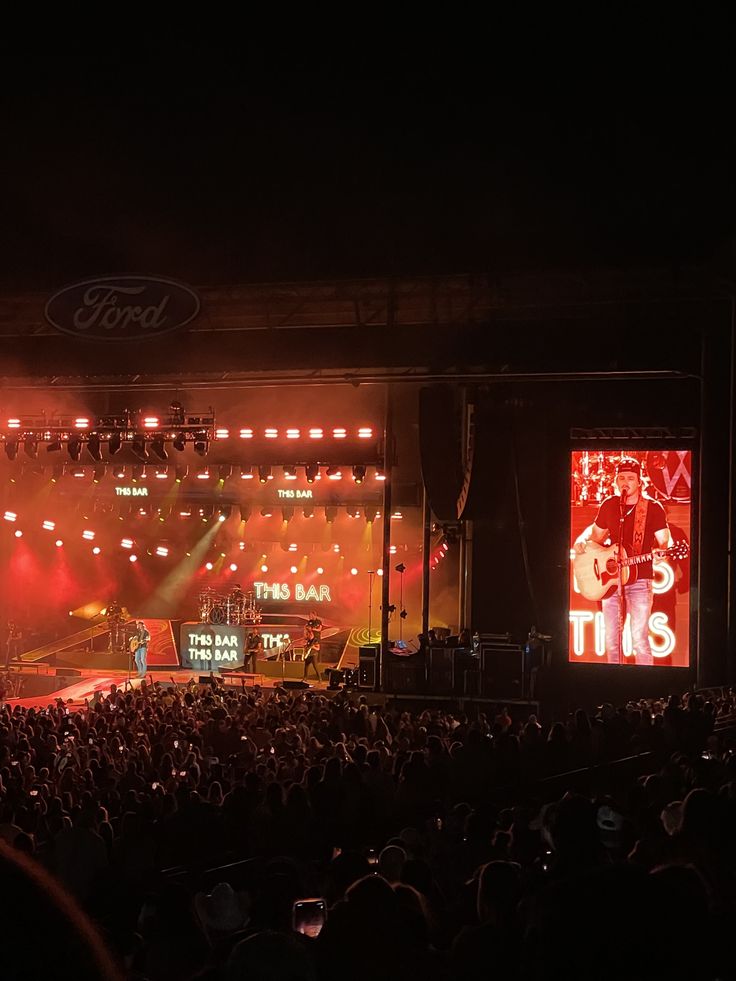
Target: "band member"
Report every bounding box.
[131,620,151,678]
[575,458,670,664]
[107,599,124,653]
[303,610,322,682]
[5,621,22,669]
[245,626,263,672]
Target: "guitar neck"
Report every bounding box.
[621,550,656,567]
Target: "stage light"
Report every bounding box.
[155,467,169,479]
[24,439,38,459]
[374,466,386,480]
[239,428,254,439]
[55,539,63,547]
[155,546,169,557]
[175,465,188,482]
[5,440,19,461]
[230,563,238,572]
[218,464,232,481]
[92,546,101,555]
[260,508,273,518]
[14,529,22,538]
[129,554,138,563]
[108,433,122,455]
[265,428,278,439]
[305,464,319,483]
[42,520,55,531]
[87,433,102,461]
[286,428,300,439]
[193,434,209,456]
[333,544,340,552]
[239,504,251,523]
[258,465,272,483]
[132,437,149,460]
[218,513,227,523]
[309,428,323,439]
[196,467,210,480]
[282,507,294,523]
[317,566,324,574]
[75,418,89,429]
[51,464,65,481]
[376,568,384,576]
[260,564,268,572]
[358,427,373,438]
[7,418,20,429]
[151,435,168,461]
[350,567,358,575]
[46,439,62,453]
[352,465,366,484]
[121,538,133,548]
[82,530,95,540]
[303,506,314,518]
[288,542,297,551]
[173,432,186,452]
[290,565,298,574]
[327,466,342,480]
[71,467,86,478]
[283,466,297,480]
[93,465,106,483]
[332,428,346,439]
[4,511,17,522]
[364,507,375,522]
[391,511,403,520]
[325,507,337,523]
[215,428,229,439]
[390,545,397,554]
[112,465,126,479]
[240,465,253,480]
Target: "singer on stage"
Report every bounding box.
[574,458,670,664]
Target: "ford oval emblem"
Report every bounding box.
[45,276,200,341]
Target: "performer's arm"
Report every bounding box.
[574,522,609,554]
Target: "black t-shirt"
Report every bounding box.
[594,494,668,580]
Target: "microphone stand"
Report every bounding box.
[617,494,628,664]
[367,571,376,645]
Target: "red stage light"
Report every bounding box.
[92,546,101,555]
[375,468,386,480]
[14,529,22,538]
[42,520,55,531]
[82,530,95,540]
[260,564,268,572]
[55,539,63,547]
[286,428,300,439]
[129,554,138,563]
[332,427,346,439]
[264,428,278,439]
[290,565,297,574]
[121,538,134,548]
[215,428,229,439]
[358,427,373,438]
[350,567,358,575]
[239,428,254,439]
[143,416,159,429]
[316,566,324,574]
[309,428,323,439]
[74,418,90,429]
[376,568,384,576]
[156,546,169,557]
[230,563,238,572]
[205,562,213,571]
[7,418,20,429]
[4,511,17,522]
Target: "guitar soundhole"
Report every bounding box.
[605,559,618,575]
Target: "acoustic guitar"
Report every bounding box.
[573,540,689,601]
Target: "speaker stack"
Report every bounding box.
[358,645,380,690]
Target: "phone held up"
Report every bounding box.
[292,898,326,938]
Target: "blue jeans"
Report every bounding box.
[134,644,148,677]
[601,579,653,664]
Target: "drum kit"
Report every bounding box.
[571,450,692,505]
[197,587,263,626]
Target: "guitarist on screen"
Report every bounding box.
[574,458,671,664]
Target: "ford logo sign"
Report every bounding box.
[45,276,200,341]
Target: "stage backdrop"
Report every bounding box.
[569,449,692,667]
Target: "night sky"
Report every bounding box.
[1,35,734,290]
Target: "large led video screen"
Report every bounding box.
[569,449,692,666]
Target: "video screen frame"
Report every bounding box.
[568,447,693,668]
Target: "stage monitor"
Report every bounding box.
[569,449,692,667]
